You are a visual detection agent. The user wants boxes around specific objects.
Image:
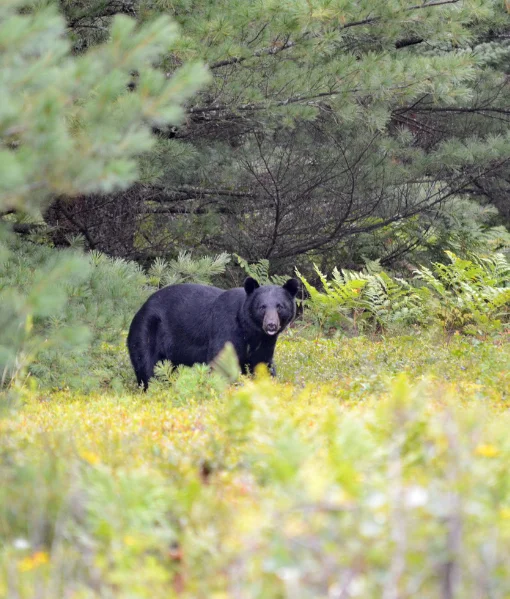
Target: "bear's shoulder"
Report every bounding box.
[210,287,246,311]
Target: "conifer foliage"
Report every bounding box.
[0,0,208,214]
[48,0,510,265]
[0,0,208,389]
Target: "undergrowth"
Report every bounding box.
[1,334,509,597]
[2,241,510,596]
[0,237,230,392]
[2,238,509,393]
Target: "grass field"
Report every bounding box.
[1,331,510,598]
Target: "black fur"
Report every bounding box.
[127,277,299,389]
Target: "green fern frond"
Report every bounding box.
[235,254,288,285]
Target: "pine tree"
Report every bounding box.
[46,0,510,267]
[0,0,208,388]
[0,0,208,215]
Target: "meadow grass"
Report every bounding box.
[1,331,510,597]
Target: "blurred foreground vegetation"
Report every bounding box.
[1,332,509,597]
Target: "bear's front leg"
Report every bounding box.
[245,360,276,376]
[207,334,245,371]
[245,359,276,377]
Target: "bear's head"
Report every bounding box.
[244,277,299,336]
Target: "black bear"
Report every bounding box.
[127,277,299,389]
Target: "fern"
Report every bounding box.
[235,255,288,285]
[414,251,510,333]
[296,252,510,335]
[299,261,429,334]
[297,265,368,332]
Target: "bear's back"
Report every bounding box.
[147,283,224,309]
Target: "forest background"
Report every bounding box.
[1,0,510,597]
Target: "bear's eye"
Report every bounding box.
[260,304,267,311]
[276,303,283,311]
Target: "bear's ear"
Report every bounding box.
[283,278,299,298]
[244,277,260,295]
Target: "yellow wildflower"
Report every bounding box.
[500,508,510,520]
[123,535,137,546]
[475,444,499,458]
[18,551,49,572]
[79,450,101,465]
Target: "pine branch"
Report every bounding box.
[395,36,425,49]
[209,1,461,70]
[10,223,46,234]
[143,185,256,202]
[55,199,98,249]
[210,37,298,70]
[409,0,461,8]
[144,206,234,215]
[67,0,137,29]
[265,156,510,260]
[402,106,510,116]
[169,185,256,198]
[188,91,341,116]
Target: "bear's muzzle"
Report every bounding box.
[263,309,280,336]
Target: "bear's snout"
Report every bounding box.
[263,308,280,335]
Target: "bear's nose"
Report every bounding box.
[263,308,280,335]
[265,322,279,335]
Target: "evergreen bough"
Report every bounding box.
[0,0,209,389]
